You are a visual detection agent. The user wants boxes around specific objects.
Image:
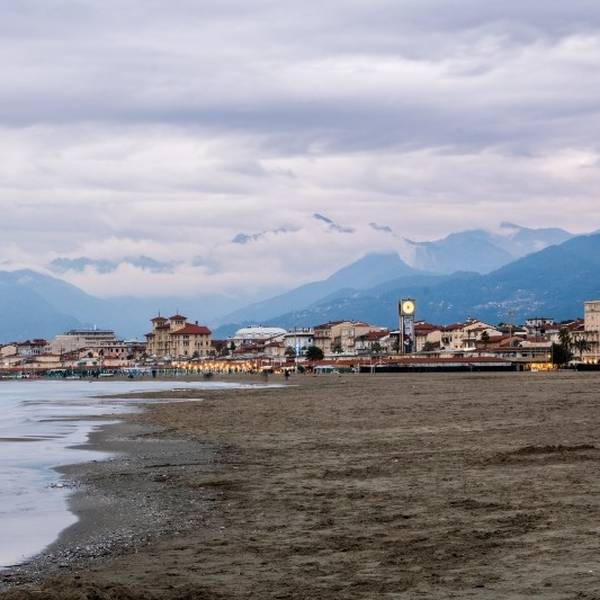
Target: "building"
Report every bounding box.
[145,314,212,359]
[82,340,147,362]
[354,330,391,354]
[284,328,315,357]
[231,327,287,348]
[414,322,443,352]
[16,339,49,356]
[582,301,600,362]
[0,344,17,358]
[49,329,118,355]
[314,321,388,356]
[440,320,499,351]
[524,317,556,337]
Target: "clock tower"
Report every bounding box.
[398,298,416,355]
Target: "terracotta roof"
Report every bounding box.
[233,344,260,354]
[314,321,344,329]
[414,323,440,333]
[358,331,389,341]
[18,339,48,346]
[170,324,211,335]
[526,336,552,343]
[168,314,187,321]
[443,323,465,332]
[151,316,167,322]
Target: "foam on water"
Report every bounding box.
[0,379,252,568]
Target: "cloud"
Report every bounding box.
[312,213,355,234]
[1,1,600,296]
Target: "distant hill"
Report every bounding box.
[0,271,84,342]
[0,270,246,343]
[214,224,576,336]
[258,234,600,329]
[406,223,573,274]
[0,229,591,343]
[213,253,422,334]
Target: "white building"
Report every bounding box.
[440,320,500,351]
[284,329,315,357]
[583,301,600,362]
[49,329,118,355]
[231,327,287,347]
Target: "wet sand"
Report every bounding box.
[3,372,600,598]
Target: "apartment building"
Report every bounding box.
[49,329,118,355]
[146,314,212,359]
[314,321,387,355]
[583,301,600,362]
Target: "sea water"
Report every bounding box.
[0,379,251,568]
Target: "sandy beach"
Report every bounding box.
[3,372,600,599]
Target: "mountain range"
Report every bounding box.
[240,233,600,333]
[0,223,594,343]
[0,270,244,342]
[403,222,574,274]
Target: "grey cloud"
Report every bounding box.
[370,223,394,234]
[1,1,599,155]
[2,1,600,296]
[313,213,355,234]
[49,256,175,274]
[232,227,298,245]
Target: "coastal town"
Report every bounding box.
[2,299,600,377]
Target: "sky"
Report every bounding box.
[2,0,600,298]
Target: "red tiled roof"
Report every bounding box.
[414,323,440,333]
[358,330,389,341]
[170,324,211,335]
[18,339,48,346]
[151,316,167,322]
[169,314,187,321]
[314,321,344,329]
[443,323,464,332]
[233,344,260,354]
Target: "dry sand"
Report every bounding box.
[4,371,600,599]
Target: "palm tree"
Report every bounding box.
[573,337,591,360]
[559,328,572,352]
[305,346,324,361]
[553,328,574,367]
[480,330,490,348]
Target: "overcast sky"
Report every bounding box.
[2,1,600,297]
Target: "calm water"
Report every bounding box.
[0,379,252,568]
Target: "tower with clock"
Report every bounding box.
[399,298,416,354]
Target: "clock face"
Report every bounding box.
[402,300,415,315]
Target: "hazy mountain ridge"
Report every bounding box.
[259,234,600,329]
[213,253,423,331]
[404,223,574,274]
[0,271,83,342]
[0,270,247,343]
[0,224,589,343]
[211,223,577,334]
[44,222,571,281]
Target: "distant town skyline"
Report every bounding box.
[2,2,600,296]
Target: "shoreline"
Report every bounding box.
[0,377,268,591]
[0,416,216,590]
